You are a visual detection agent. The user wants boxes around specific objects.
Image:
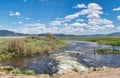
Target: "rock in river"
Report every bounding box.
[50,52,89,74]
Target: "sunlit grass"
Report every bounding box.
[97,49,120,54]
[0,34,67,60]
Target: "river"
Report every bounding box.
[1,40,120,74]
[64,41,120,67]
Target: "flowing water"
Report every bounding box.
[64,41,120,67]
[1,41,120,74]
[1,54,57,75]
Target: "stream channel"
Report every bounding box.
[1,40,120,75]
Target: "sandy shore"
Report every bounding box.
[0,67,120,78]
[53,67,120,78]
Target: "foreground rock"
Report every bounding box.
[53,67,120,78]
[50,52,88,74]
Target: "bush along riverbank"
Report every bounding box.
[0,33,67,60]
[0,65,35,75]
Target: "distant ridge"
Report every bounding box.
[107,32,120,36]
[0,30,28,36]
[0,30,120,37]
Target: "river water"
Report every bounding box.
[1,41,120,74]
[64,41,120,67]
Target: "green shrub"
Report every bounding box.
[3,66,14,72]
[6,67,35,75]
[6,39,27,54]
[0,50,11,61]
[12,68,21,75]
[20,70,35,75]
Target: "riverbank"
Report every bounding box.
[0,67,120,78]
[53,67,120,78]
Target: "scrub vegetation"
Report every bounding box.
[0,65,35,75]
[0,33,67,60]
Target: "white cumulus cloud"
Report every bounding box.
[74,4,87,8]
[18,21,23,24]
[23,0,27,2]
[113,7,120,11]
[64,12,80,20]
[117,16,120,20]
[70,22,87,27]
[49,21,62,26]
[25,17,30,20]
[12,3,114,34]
[49,3,114,34]
[15,12,21,16]
[75,19,84,22]
[25,23,46,27]
[9,11,21,16]
[9,11,14,16]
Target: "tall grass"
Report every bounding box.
[6,39,27,54]
[0,34,67,60]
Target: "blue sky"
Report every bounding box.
[0,0,120,35]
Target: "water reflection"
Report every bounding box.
[1,54,57,74]
[65,41,120,67]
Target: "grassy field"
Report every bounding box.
[96,49,120,54]
[62,36,120,46]
[0,34,67,60]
